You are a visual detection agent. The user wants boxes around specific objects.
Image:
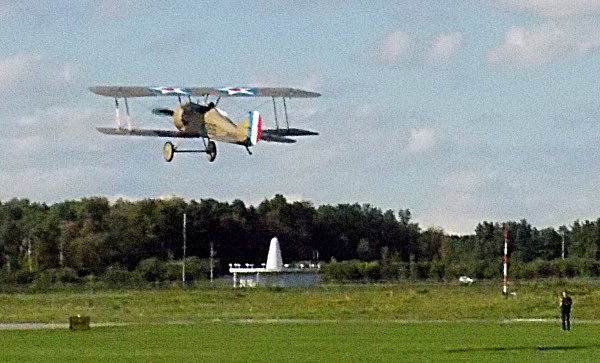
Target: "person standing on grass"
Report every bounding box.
[559,291,572,331]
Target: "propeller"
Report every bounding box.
[152,108,174,117]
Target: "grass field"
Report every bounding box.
[0,279,599,323]
[1,321,598,362]
[0,280,599,362]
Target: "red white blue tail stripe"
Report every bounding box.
[247,111,262,145]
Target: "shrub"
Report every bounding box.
[414,262,431,280]
[102,264,136,286]
[361,261,381,281]
[135,258,167,282]
[164,257,211,281]
[9,269,37,284]
[321,260,370,282]
[380,262,404,281]
[557,258,578,278]
[443,263,473,280]
[429,260,445,281]
[183,256,211,280]
[35,268,80,284]
[576,258,600,277]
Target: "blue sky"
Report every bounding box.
[1,0,600,234]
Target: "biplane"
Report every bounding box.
[89,86,320,162]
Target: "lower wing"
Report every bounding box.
[97,127,317,144]
[97,127,203,138]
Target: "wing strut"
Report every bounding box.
[283,97,290,129]
[114,98,121,129]
[124,97,132,131]
[272,97,279,130]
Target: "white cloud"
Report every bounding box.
[427,32,463,63]
[0,54,40,91]
[488,22,600,67]
[0,103,155,202]
[377,31,462,64]
[377,31,412,63]
[0,105,109,171]
[502,0,600,18]
[248,73,324,92]
[0,166,113,202]
[491,1,600,67]
[413,170,490,234]
[421,170,499,234]
[405,128,436,154]
[0,54,77,94]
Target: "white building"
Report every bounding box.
[229,237,319,288]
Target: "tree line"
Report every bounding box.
[0,195,599,285]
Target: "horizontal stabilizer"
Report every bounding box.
[96,127,202,138]
[259,131,297,143]
[261,128,319,137]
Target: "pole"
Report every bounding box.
[209,242,214,284]
[503,230,509,295]
[59,238,64,267]
[27,236,32,273]
[561,231,565,260]
[182,213,187,284]
[59,222,67,268]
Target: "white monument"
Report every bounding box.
[229,236,319,288]
[266,237,283,271]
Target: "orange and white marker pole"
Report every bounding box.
[503,230,509,295]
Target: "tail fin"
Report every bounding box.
[246,110,262,146]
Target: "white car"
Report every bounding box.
[458,275,474,285]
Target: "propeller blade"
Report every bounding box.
[152,108,174,116]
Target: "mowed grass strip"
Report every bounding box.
[0,322,598,363]
[0,280,598,324]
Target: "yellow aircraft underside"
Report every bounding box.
[180,108,248,145]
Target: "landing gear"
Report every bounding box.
[206,141,217,162]
[163,141,175,162]
[162,140,217,162]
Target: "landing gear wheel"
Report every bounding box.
[163,141,175,162]
[206,141,217,162]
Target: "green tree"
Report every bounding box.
[569,220,599,259]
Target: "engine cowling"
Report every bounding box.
[174,102,216,131]
[172,105,186,130]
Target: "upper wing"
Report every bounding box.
[97,127,203,138]
[89,86,320,98]
[197,87,321,98]
[90,87,192,98]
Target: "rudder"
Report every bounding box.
[246,110,262,146]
